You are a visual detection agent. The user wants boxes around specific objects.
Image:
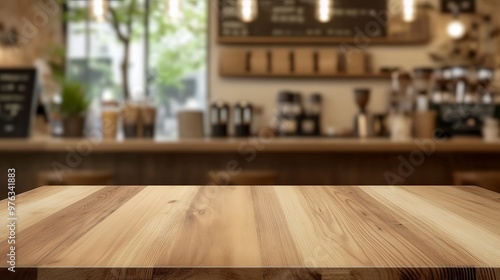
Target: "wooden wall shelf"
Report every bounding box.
[220,72,392,79]
[218,36,431,46]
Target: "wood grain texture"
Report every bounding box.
[0,186,499,280]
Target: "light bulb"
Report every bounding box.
[167,0,183,22]
[316,0,333,23]
[237,0,258,23]
[402,0,415,22]
[90,0,107,22]
[447,19,466,39]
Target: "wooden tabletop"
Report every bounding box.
[1,186,499,279]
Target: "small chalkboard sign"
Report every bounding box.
[0,69,38,138]
[218,0,388,43]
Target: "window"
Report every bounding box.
[66,0,207,137]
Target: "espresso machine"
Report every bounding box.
[433,66,498,137]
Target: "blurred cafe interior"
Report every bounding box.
[2,0,500,196]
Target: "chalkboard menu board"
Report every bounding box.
[218,0,387,42]
[0,69,38,138]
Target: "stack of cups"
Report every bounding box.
[140,105,157,138]
[121,101,157,139]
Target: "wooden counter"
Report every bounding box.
[1,186,499,279]
[3,137,500,197]
[1,137,500,153]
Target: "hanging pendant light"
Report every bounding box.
[90,0,108,22]
[446,2,466,39]
[316,0,333,23]
[167,0,183,22]
[237,0,258,23]
[402,0,416,23]
[447,19,466,39]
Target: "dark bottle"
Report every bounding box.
[234,101,253,137]
[211,101,229,137]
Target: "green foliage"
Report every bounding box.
[44,43,66,85]
[61,0,207,102]
[148,0,207,100]
[60,81,90,116]
[66,59,116,100]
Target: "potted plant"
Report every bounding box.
[60,81,89,138]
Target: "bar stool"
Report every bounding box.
[37,170,115,186]
[207,170,277,185]
[453,171,500,193]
